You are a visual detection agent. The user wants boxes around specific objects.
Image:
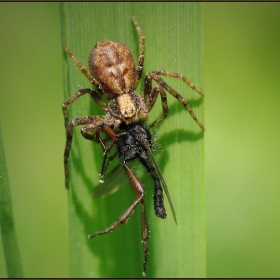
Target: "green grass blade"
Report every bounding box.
[0,124,24,278]
[60,2,205,277]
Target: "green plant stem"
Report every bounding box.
[0,124,24,278]
[60,2,205,277]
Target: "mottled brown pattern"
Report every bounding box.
[89,40,136,95]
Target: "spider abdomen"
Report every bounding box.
[88,40,136,95]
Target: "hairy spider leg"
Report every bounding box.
[63,115,106,189]
[142,85,169,128]
[132,16,145,90]
[152,70,204,96]
[63,44,102,89]
[144,70,205,131]
[62,88,107,128]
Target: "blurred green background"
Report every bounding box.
[0,2,280,277]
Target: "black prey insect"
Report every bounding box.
[91,121,177,275]
[62,16,204,276]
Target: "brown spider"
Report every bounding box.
[63,16,204,188]
[62,16,204,275]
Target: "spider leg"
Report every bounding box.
[83,123,118,183]
[151,69,204,96]
[144,71,205,131]
[81,122,118,183]
[132,16,145,90]
[62,88,107,129]
[64,115,105,189]
[143,84,169,128]
[62,44,102,89]
[88,164,149,276]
